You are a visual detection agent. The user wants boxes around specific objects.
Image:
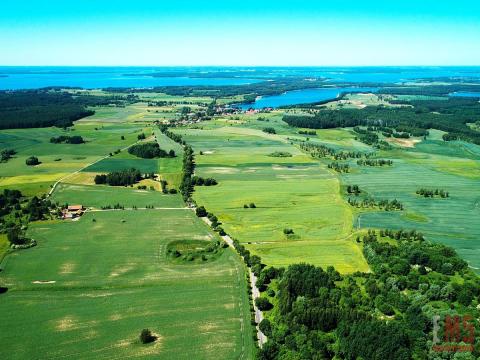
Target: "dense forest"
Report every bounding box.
[0,90,136,129]
[283,98,480,144]
[256,230,480,360]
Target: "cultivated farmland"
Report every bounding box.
[0,210,254,359]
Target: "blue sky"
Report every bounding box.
[1,0,479,66]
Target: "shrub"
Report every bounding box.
[139,329,156,344]
[259,319,272,337]
[255,297,273,311]
[25,156,40,166]
[283,228,294,235]
[196,206,207,217]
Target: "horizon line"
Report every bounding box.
[1,64,480,68]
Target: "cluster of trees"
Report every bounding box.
[348,197,404,211]
[1,149,15,162]
[167,239,226,263]
[0,189,57,246]
[257,226,480,360]
[262,127,276,134]
[25,156,40,166]
[416,188,450,198]
[128,142,175,159]
[137,133,146,140]
[357,158,393,166]
[327,162,349,173]
[94,168,142,186]
[243,203,256,209]
[50,135,84,144]
[346,184,361,195]
[191,176,218,186]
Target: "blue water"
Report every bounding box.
[0,66,479,90]
[0,67,261,90]
[237,87,378,110]
[449,91,480,98]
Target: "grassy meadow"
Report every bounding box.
[0,210,254,359]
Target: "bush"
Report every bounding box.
[25,156,40,166]
[7,227,27,245]
[262,127,276,134]
[196,206,207,217]
[259,319,272,337]
[139,329,156,344]
[255,297,273,311]
[283,228,294,235]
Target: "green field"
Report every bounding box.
[0,210,254,359]
[175,123,369,273]
[341,138,480,271]
[0,123,146,195]
[52,183,185,209]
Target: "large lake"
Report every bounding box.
[0,67,260,90]
[0,66,479,90]
[236,87,378,110]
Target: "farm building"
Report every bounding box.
[62,205,85,219]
